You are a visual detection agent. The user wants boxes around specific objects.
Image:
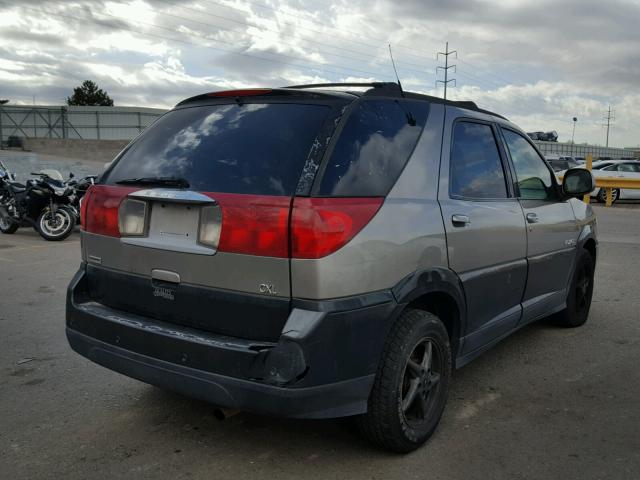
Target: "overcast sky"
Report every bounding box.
[1,0,639,147]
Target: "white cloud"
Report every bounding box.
[0,0,638,146]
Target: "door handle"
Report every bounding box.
[526,213,539,224]
[451,214,470,226]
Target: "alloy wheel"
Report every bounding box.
[401,338,442,426]
[41,210,72,237]
[575,263,593,317]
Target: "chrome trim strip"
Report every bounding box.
[128,189,217,204]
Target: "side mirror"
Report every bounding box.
[562,168,594,197]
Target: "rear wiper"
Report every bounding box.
[116,176,190,188]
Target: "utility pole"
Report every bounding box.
[603,106,615,148]
[437,42,457,100]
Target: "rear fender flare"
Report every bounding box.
[391,267,468,350]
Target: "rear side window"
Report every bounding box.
[104,103,330,195]
[317,99,429,196]
[502,129,556,200]
[449,121,508,199]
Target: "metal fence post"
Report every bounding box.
[0,106,3,148]
[96,110,100,140]
[137,112,142,133]
[61,107,67,139]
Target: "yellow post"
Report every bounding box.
[583,154,593,204]
[605,187,613,207]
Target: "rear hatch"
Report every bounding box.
[81,92,347,341]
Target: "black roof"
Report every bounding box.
[178,82,507,120]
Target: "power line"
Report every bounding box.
[5,2,394,81]
[197,0,442,62]
[457,58,516,87]
[436,42,456,100]
[157,0,439,71]
[150,0,435,77]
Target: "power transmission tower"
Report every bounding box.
[436,42,457,100]
[603,106,615,147]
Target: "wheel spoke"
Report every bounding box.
[401,337,443,425]
[428,372,440,390]
[402,378,420,412]
[421,341,433,370]
[407,359,422,378]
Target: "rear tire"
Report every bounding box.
[356,309,452,453]
[596,188,619,204]
[36,207,75,241]
[553,249,595,328]
[0,216,18,234]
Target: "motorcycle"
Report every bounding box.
[64,173,97,225]
[0,161,77,241]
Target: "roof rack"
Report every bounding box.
[282,82,506,119]
[178,83,507,120]
[284,82,400,90]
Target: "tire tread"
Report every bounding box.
[357,308,450,452]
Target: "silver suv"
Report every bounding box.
[66,83,597,452]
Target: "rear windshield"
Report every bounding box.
[317,99,430,196]
[104,103,330,195]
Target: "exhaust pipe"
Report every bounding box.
[213,408,241,421]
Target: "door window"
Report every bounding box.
[449,122,508,199]
[503,129,556,200]
[618,163,640,172]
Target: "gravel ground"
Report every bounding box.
[0,149,102,182]
[0,204,639,480]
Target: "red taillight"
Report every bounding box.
[83,185,135,237]
[79,185,93,227]
[83,186,381,258]
[207,89,272,97]
[291,197,383,259]
[207,193,291,258]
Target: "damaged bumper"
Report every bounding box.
[66,266,400,419]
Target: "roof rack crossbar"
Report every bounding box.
[283,82,400,90]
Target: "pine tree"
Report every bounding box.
[67,80,114,106]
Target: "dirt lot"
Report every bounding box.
[1,204,639,480]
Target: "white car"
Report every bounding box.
[590,161,640,203]
[557,160,640,203]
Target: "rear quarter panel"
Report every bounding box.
[291,103,448,300]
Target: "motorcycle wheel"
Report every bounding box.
[36,207,75,241]
[0,215,19,234]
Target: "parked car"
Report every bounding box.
[545,155,581,172]
[527,131,558,142]
[590,161,640,203]
[66,83,596,453]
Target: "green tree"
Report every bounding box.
[0,99,8,105]
[67,80,114,106]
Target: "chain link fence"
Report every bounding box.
[0,105,166,144]
[2,105,637,159]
